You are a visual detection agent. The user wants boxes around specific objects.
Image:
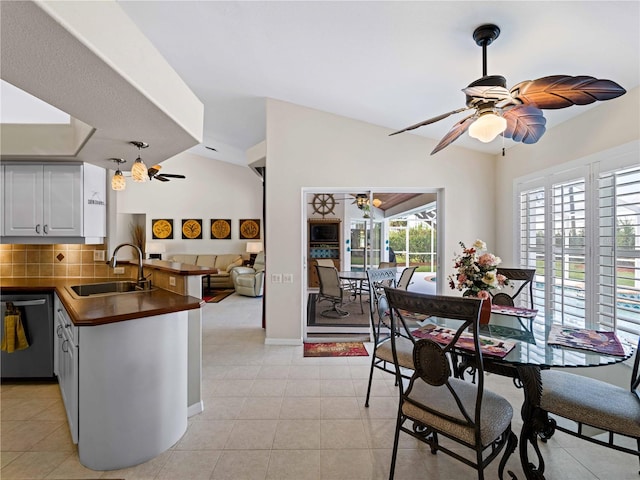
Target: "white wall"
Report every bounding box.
[115,151,263,257]
[494,86,640,265]
[264,99,496,343]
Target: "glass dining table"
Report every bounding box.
[411,310,635,480]
[338,270,368,313]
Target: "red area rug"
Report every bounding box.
[202,289,235,303]
[303,342,369,357]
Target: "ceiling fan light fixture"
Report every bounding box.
[131,156,148,182]
[356,194,368,209]
[110,158,126,191]
[130,141,149,183]
[468,112,507,143]
[372,198,382,208]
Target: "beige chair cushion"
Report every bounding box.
[403,377,513,447]
[376,337,415,369]
[540,369,640,438]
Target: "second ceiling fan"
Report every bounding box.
[390,24,627,155]
[147,164,186,182]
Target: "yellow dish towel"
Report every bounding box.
[1,310,29,353]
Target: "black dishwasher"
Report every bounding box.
[1,293,54,378]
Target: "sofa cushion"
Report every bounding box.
[195,255,217,268]
[214,254,243,271]
[171,254,198,265]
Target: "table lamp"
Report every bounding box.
[246,241,263,266]
[146,242,166,260]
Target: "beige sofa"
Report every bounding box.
[169,253,243,289]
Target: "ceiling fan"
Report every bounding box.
[390,24,627,155]
[147,164,186,182]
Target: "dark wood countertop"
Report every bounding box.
[0,278,202,327]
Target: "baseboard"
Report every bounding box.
[264,338,303,346]
[187,400,204,417]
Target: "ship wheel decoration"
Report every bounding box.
[310,194,336,218]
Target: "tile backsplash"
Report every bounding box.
[0,243,131,279]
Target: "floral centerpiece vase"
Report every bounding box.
[448,239,509,325]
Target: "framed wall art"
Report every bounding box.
[151,219,173,239]
[210,219,232,239]
[239,219,261,240]
[181,219,203,239]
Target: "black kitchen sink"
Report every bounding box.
[68,281,153,297]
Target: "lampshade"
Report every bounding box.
[131,156,148,182]
[468,112,507,143]
[246,242,263,254]
[111,170,126,191]
[372,198,382,208]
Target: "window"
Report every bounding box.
[598,165,640,342]
[517,147,639,342]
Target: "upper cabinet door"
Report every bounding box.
[4,164,44,236]
[43,165,82,237]
[3,164,82,237]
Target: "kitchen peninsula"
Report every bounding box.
[0,260,214,470]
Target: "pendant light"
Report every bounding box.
[110,158,127,191]
[130,141,149,182]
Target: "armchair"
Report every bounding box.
[231,252,265,297]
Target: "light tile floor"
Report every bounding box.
[1,293,638,479]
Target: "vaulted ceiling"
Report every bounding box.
[1,1,638,168]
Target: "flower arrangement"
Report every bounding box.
[448,239,509,300]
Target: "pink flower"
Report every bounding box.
[478,253,497,267]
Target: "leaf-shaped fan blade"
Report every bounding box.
[510,75,626,109]
[155,175,170,182]
[389,107,471,136]
[503,105,547,144]
[430,114,476,155]
[158,174,186,179]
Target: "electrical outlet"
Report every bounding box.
[93,250,105,261]
[113,267,125,275]
[283,273,293,283]
[169,276,176,286]
[271,273,282,283]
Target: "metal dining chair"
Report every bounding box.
[539,337,640,473]
[385,288,518,480]
[315,265,349,318]
[363,268,415,407]
[396,266,417,290]
[491,268,536,308]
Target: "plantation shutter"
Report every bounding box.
[550,178,588,328]
[598,165,640,342]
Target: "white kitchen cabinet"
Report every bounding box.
[54,295,78,444]
[2,163,106,243]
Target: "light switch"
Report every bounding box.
[271,273,282,283]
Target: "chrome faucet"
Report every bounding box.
[109,243,149,288]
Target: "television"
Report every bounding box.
[310,223,339,243]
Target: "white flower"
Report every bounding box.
[472,239,486,250]
[482,270,497,287]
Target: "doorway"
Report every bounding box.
[303,189,442,341]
